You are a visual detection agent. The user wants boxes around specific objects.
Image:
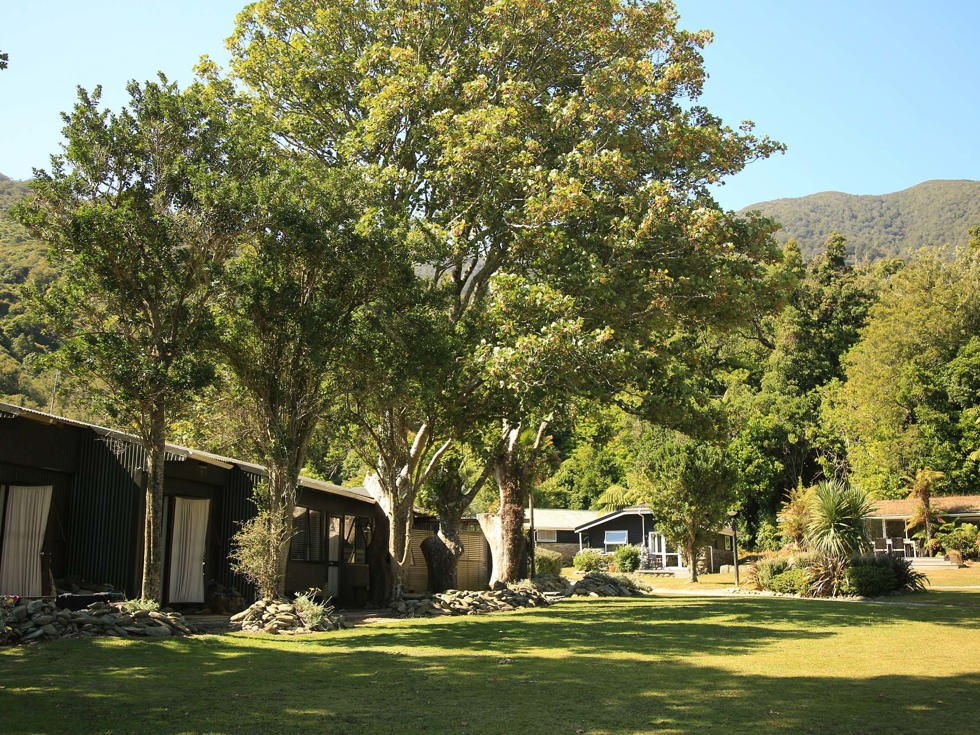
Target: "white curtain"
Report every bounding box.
[168,497,210,603]
[0,485,53,597]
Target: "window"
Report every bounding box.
[290,507,323,562]
[535,529,557,543]
[604,530,628,550]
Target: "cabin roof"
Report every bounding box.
[0,401,372,504]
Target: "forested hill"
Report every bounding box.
[740,179,980,263]
[0,173,57,409]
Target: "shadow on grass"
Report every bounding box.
[1,593,978,734]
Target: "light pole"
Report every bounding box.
[727,510,740,588]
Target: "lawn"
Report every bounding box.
[2,589,979,735]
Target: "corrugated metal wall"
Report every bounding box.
[67,433,144,594]
[216,466,258,599]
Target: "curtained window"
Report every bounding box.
[0,485,53,597]
[168,497,210,604]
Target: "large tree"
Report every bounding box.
[227,0,782,595]
[829,240,980,497]
[634,427,738,583]
[218,154,404,598]
[14,77,248,600]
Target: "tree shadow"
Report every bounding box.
[2,592,978,734]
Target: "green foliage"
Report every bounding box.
[641,429,739,581]
[769,568,813,595]
[573,548,608,573]
[829,246,980,496]
[742,180,980,263]
[12,77,247,437]
[533,547,564,577]
[846,554,927,595]
[753,518,784,552]
[806,554,850,598]
[748,555,791,591]
[779,483,814,549]
[613,544,641,573]
[230,503,292,600]
[842,564,897,597]
[293,589,330,630]
[935,522,979,558]
[122,598,160,613]
[806,482,874,558]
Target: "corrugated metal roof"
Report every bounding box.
[524,508,603,530]
[0,400,373,504]
[870,495,980,518]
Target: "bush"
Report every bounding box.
[230,505,292,600]
[750,555,792,591]
[293,589,329,630]
[573,548,608,572]
[123,598,160,613]
[754,518,784,552]
[843,554,928,595]
[613,544,641,573]
[843,564,897,597]
[935,522,978,559]
[946,549,964,566]
[806,554,849,597]
[534,547,563,577]
[769,568,813,595]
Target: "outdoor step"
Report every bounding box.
[910,557,960,569]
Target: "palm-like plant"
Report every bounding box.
[905,469,945,553]
[806,481,875,559]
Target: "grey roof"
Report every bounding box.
[524,508,603,531]
[0,401,372,504]
[573,505,653,533]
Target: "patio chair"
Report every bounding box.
[889,537,906,558]
[873,538,889,555]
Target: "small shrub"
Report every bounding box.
[293,589,328,630]
[123,598,160,613]
[613,544,641,573]
[573,548,608,573]
[935,522,979,559]
[752,555,792,591]
[843,565,897,597]
[769,568,813,595]
[534,547,563,577]
[945,549,964,566]
[1,594,20,644]
[230,504,292,600]
[854,553,928,593]
[807,554,849,597]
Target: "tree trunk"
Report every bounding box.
[489,451,526,587]
[686,538,699,583]
[478,513,504,587]
[365,469,414,600]
[367,502,393,606]
[140,405,167,602]
[266,460,299,598]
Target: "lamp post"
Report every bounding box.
[727,510,740,588]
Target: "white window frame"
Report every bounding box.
[604,529,629,551]
[535,529,557,543]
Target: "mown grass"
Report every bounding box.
[2,590,979,735]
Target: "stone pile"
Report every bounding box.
[231,598,349,634]
[522,575,573,595]
[571,573,649,597]
[390,586,551,618]
[1,599,198,644]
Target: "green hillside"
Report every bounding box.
[0,173,58,408]
[741,179,980,262]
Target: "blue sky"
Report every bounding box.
[1,1,978,210]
